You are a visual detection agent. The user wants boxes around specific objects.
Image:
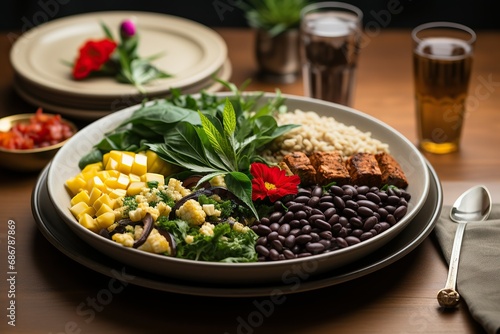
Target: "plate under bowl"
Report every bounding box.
[46,93,430,284]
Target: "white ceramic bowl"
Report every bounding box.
[46,93,429,284]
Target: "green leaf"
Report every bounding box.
[224,172,259,220]
[198,111,226,155]
[222,98,237,138]
[100,22,115,40]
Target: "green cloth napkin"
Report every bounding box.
[434,205,500,334]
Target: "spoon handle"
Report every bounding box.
[445,221,467,290]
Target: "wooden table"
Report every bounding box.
[1,27,499,334]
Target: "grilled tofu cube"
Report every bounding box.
[375,152,409,188]
[309,151,350,186]
[282,152,316,185]
[346,153,382,187]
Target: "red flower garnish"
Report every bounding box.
[250,162,301,202]
[72,39,117,80]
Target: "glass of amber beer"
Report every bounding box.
[412,22,476,154]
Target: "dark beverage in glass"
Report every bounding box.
[412,22,475,154]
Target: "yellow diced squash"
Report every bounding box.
[141,173,164,185]
[79,213,99,232]
[66,176,87,196]
[131,153,148,176]
[96,212,116,230]
[70,201,90,219]
[70,190,90,206]
[127,182,146,196]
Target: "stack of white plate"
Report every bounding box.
[10,11,231,121]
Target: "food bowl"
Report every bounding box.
[0,113,78,172]
[46,93,430,284]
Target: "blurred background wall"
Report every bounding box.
[1,0,499,32]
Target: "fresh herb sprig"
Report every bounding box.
[78,82,300,219]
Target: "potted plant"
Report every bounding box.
[238,0,309,83]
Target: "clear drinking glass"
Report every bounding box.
[300,1,363,106]
[412,22,476,154]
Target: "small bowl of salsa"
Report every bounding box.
[0,108,77,172]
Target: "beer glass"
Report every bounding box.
[300,2,363,106]
[412,22,476,154]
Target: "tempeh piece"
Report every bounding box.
[309,151,350,186]
[282,152,316,185]
[375,152,409,188]
[346,152,382,187]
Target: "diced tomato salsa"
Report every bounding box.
[0,108,75,150]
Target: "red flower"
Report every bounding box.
[250,162,301,202]
[72,39,117,80]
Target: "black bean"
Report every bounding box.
[297,188,312,197]
[314,219,331,231]
[387,195,400,205]
[375,222,390,233]
[386,214,397,226]
[283,211,294,223]
[336,237,348,248]
[377,191,388,202]
[377,207,389,220]
[269,222,280,231]
[370,228,378,236]
[256,236,267,245]
[393,206,407,220]
[269,211,283,223]
[299,219,309,226]
[402,191,411,201]
[366,192,381,204]
[333,196,345,210]
[339,216,349,227]
[360,232,374,241]
[319,195,333,202]
[357,185,370,194]
[273,201,283,211]
[328,214,340,225]
[289,228,301,236]
[283,249,296,259]
[363,216,378,231]
[342,207,357,218]
[294,210,307,220]
[288,203,304,212]
[345,236,361,245]
[349,217,363,228]
[256,225,272,236]
[308,196,320,208]
[284,235,296,248]
[357,200,379,211]
[385,205,396,213]
[331,223,342,235]
[312,185,323,197]
[256,245,270,257]
[319,202,335,211]
[297,252,312,258]
[291,245,301,254]
[351,229,363,238]
[269,249,280,261]
[259,217,270,226]
[319,230,333,240]
[338,227,348,238]
[318,239,331,249]
[310,232,320,242]
[309,214,325,224]
[311,208,323,216]
[294,196,310,204]
[301,225,312,234]
[328,185,342,196]
[296,234,313,244]
[278,223,291,236]
[356,194,367,201]
[323,207,337,220]
[346,200,359,210]
[358,206,374,217]
[289,219,300,228]
[306,242,325,253]
[342,184,358,194]
[268,231,279,241]
[271,239,283,252]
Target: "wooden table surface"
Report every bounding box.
[1,27,499,334]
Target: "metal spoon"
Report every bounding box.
[437,185,492,308]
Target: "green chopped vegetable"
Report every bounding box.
[157,218,258,263]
